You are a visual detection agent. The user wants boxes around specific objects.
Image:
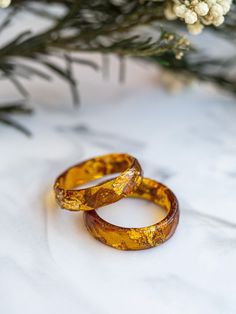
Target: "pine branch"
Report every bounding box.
[149,53,236,95]
[0,0,236,134]
[0,0,189,111]
[0,101,32,136]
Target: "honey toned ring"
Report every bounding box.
[83,178,179,250]
[54,153,143,211]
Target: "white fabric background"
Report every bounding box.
[0,12,236,314]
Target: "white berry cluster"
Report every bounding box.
[164,0,232,34]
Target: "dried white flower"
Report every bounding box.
[185,9,198,24]
[164,3,178,20]
[210,3,224,17]
[164,0,232,34]
[194,2,209,16]
[213,14,225,25]
[174,4,187,18]
[206,0,217,6]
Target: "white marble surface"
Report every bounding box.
[1,19,236,313]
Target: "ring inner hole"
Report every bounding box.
[74,173,118,189]
[61,157,130,189]
[97,197,167,228]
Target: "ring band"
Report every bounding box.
[54,153,143,211]
[83,178,179,250]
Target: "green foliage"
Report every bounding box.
[0,102,32,135]
[0,0,236,134]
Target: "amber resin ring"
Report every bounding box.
[83,178,179,250]
[54,153,142,211]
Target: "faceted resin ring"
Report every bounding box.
[83,178,179,250]
[54,153,142,211]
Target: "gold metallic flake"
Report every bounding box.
[84,178,179,250]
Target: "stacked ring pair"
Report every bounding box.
[54,153,179,250]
